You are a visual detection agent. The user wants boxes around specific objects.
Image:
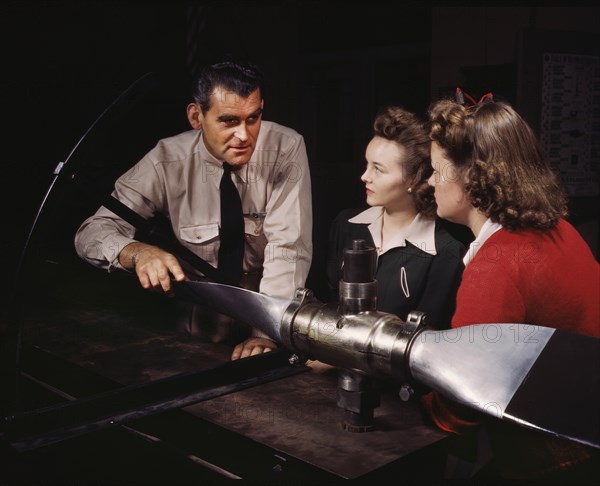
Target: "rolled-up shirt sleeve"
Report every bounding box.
[74,156,164,272]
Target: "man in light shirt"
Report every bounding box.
[75,60,312,359]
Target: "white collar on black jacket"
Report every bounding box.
[349,206,437,256]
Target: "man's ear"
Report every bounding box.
[187,103,202,130]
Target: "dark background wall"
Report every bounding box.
[2,1,598,301]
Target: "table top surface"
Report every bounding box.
[18,265,448,479]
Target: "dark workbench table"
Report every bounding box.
[184,363,448,479]
[12,260,451,481]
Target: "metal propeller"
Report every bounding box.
[174,280,291,342]
[174,279,600,449]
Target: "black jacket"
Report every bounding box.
[327,208,466,329]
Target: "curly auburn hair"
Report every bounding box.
[373,106,436,218]
[428,99,568,230]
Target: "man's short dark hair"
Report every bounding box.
[192,60,264,113]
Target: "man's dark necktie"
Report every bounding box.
[218,163,244,285]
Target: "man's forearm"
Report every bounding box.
[118,242,155,271]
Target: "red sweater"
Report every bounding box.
[452,219,599,336]
[422,220,600,478]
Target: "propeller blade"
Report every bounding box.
[171,281,599,448]
[409,324,599,448]
[173,280,292,343]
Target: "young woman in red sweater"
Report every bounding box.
[424,95,599,482]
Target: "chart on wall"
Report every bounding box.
[541,53,599,197]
